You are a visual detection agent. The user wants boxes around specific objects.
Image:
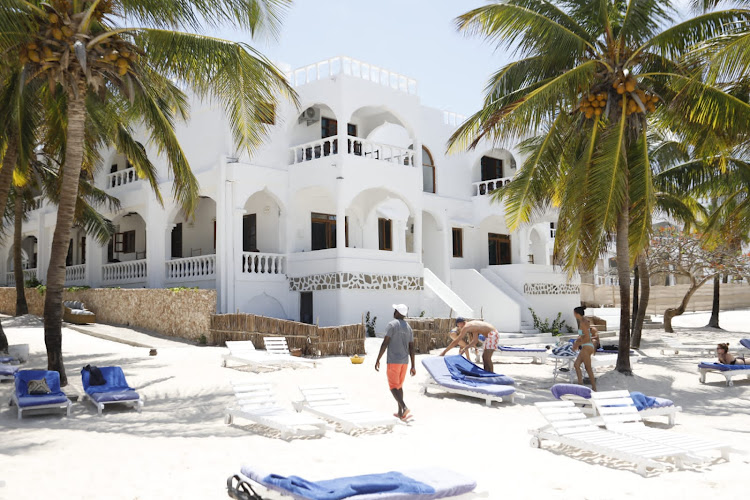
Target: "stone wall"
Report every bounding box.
[0,287,216,341]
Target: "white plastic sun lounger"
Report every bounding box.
[231,464,477,499]
[224,381,327,440]
[660,338,715,356]
[421,357,520,406]
[263,337,317,368]
[529,401,693,476]
[292,385,399,434]
[222,340,315,370]
[590,390,735,461]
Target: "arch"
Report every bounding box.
[243,293,287,319]
[107,211,147,263]
[170,197,217,259]
[346,188,415,252]
[529,227,547,265]
[479,215,512,266]
[242,190,284,253]
[472,148,518,185]
[290,186,338,252]
[347,105,415,141]
[422,145,436,193]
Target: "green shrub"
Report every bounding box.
[25,277,42,288]
[64,286,91,292]
[365,311,377,337]
[198,334,207,345]
[529,308,571,336]
[35,284,46,296]
[167,286,199,293]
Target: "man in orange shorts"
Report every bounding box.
[375,303,416,420]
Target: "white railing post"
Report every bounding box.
[240,252,286,276]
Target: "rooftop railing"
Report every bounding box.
[286,56,417,95]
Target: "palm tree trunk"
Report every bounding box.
[631,264,639,332]
[707,275,720,328]
[664,276,711,333]
[13,191,28,316]
[615,200,632,374]
[631,253,649,348]
[43,82,88,386]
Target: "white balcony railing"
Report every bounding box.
[5,268,37,286]
[346,136,414,165]
[102,259,147,283]
[473,177,513,196]
[443,111,467,127]
[106,167,139,189]
[241,252,286,275]
[166,255,216,281]
[286,56,418,95]
[28,196,43,211]
[289,137,338,164]
[65,264,86,283]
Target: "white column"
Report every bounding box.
[215,157,229,313]
[228,207,245,313]
[146,196,168,288]
[37,213,51,285]
[413,211,423,261]
[441,213,452,284]
[394,219,406,253]
[86,234,104,288]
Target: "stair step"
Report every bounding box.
[520,329,541,335]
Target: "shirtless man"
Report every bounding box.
[440,318,499,373]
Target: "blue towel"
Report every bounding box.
[81,366,134,395]
[699,362,750,371]
[740,339,750,350]
[629,392,658,411]
[263,471,435,500]
[443,355,514,386]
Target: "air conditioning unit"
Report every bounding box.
[298,107,320,125]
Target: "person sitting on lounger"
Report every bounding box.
[573,306,597,391]
[717,343,747,365]
[441,318,499,373]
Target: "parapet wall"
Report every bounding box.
[0,288,216,341]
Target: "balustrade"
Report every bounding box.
[241,252,285,275]
[289,137,338,164]
[473,177,513,196]
[28,196,43,211]
[65,264,86,283]
[286,56,417,95]
[166,255,216,281]
[102,259,147,282]
[5,268,37,286]
[106,167,139,189]
[346,136,414,165]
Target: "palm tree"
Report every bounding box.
[449,1,750,373]
[0,0,294,384]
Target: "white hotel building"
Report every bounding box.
[2,57,581,331]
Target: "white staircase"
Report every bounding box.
[480,268,540,334]
[423,268,474,318]
[450,269,521,333]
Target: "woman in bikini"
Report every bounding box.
[572,306,597,391]
[717,343,747,365]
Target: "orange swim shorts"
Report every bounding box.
[387,363,408,390]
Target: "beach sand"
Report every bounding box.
[1,310,749,499]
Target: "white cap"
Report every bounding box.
[392,303,408,316]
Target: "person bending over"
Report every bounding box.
[441,318,499,373]
[717,343,747,365]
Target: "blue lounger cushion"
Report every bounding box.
[422,357,516,397]
[14,369,68,407]
[498,346,547,353]
[88,390,140,403]
[550,384,674,411]
[1,364,20,377]
[443,355,514,385]
[240,464,476,500]
[551,383,592,399]
[81,366,136,394]
[0,356,14,363]
[699,362,750,371]
[740,339,750,350]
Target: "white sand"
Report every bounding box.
[2,311,750,499]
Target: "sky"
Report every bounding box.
[214,0,695,117]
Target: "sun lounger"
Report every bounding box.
[230,463,477,499]
[81,366,143,415]
[0,363,20,382]
[550,383,681,426]
[493,345,549,364]
[698,362,750,387]
[263,337,317,368]
[529,401,693,476]
[293,385,399,434]
[590,390,735,461]
[10,370,72,419]
[421,356,520,406]
[739,339,750,356]
[551,351,640,383]
[660,338,715,356]
[222,340,316,370]
[224,380,327,440]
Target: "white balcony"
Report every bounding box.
[166,255,216,282]
[102,259,147,284]
[286,56,418,95]
[106,167,139,189]
[289,137,338,165]
[240,252,286,278]
[65,264,86,284]
[346,136,414,165]
[6,268,37,287]
[28,196,43,211]
[473,177,512,196]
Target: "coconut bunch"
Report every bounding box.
[17,0,140,89]
[577,74,660,120]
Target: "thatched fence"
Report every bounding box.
[405,317,459,354]
[209,313,365,357]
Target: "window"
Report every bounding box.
[609,257,617,268]
[243,214,257,251]
[422,147,436,193]
[550,222,556,238]
[378,218,392,251]
[115,230,136,254]
[321,117,337,138]
[481,156,503,181]
[311,213,337,250]
[81,236,86,265]
[171,223,182,258]
[452,228,463,257]
[347,124,361,155]
[256,102,275,125]
[66,240,73,266]
[488,233,511,265]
